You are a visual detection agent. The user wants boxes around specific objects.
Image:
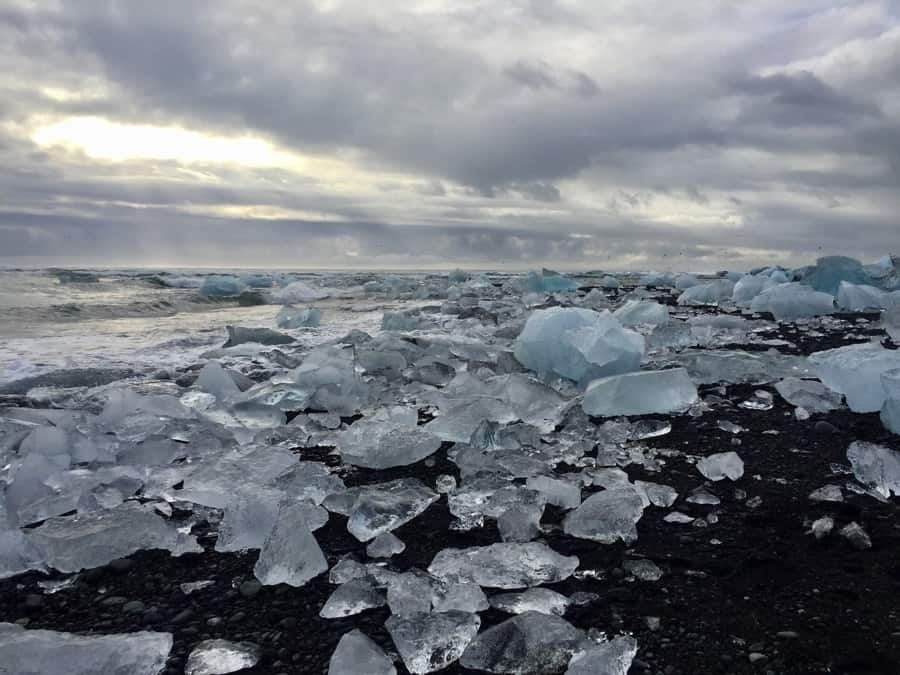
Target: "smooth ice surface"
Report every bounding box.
[525,476,581,510]
[324,478,439,542]
[677,279,734,306]
[612,300,669,326]
[663,349,811,385]
[0,622,172,675]
[460,611,588,674]
[513,307,644,386]
[273,281,329,303]
[582,368,698,417]
[774,378,843,412]
[428,542,578,589]
[366,531,406,558]
[696,452,745,482]
[328,629,397,675]
[563,488,645,544]
[320,578,385,618]
[253,502,328,586]
[386,611,481,674]
[836,282,895,311]
[276,306,322,328]
[809,343,900,412]
[749,283,835,320]
[489,588,570,616]
[732,274,778,306]
[337,407,442,469]
[185,639,261,675]
[524,271,579,293]
[847,441,900,498]
[799,256,874,295]
[566,636,638,675]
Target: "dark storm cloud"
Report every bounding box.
[0,1,898,270]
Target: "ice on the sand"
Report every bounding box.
[428,542,578,589]
[292,345,369,415]
[696,452,744,482]
[489,588,570,616]
[749,283,835,320]
[382,311,422,331]
[677,279,734,306]
[216,493,327,552]
[582,368,698,417]
[196,362,243,402]
[185,639,261,675]
[387,571,436,616]
[525,476,581,510]
[566,636,638,675]
[0,622,172,675]
[322,478,439,542]
[337,406,442,469]
[497,503,544,542]
[460,611,588,674]
[329,629,397,675]
[386,611,481,674]
[26,503,199,573]
[809,343,900,412]
[253,502,328,586]
[774,378,842,412]
[661,349,811,385]
[367,531,406,558]
[563,488,645,544]
[847,441,900,499]
[837,282,895,311]
[224,325,293,347]
[273,280,329,304]
[612,300,669,326]
[432,582,490,613]
[799,256,873,295]
[513,307,644,386]
[524,270,579,293]
[276,306,322,328]
[320,578,385,618]
[675,273,701,290]
[732,274,778,305]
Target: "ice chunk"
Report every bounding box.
[513,307,644,386]
[320,578,385,618]
[623,558,663,581]
[382,311,422,331]
[0,622,172,675]
[675,273,701,290]
[663,349,811,385]
[292,345,369,415]
[563,488,645,544]
[882,397,900,434]
[750,283,835,320]
[322,478,439,542]
[200,276,244,297]
[460,611,588,674]
[367,532,406,558]
[329,629,397,675]
[732,274,778,306]
[432,582,489,613]
[224,325,293,347]
[524,270,579,293]
[613,300,669,327]
[836,282,892,311]
[185,639,261,675]
[525,476,581,510]
[774,378,842,412]
[337,407,442,469]
[253,502,328,586]
[598,275,620,289]
[696,452,744,482]
[582,368,698,417]
[273,281,329,303]
[428,542,578,589]
[799,256,873,295]
[847,441,900,498]
[809,343,900,412]
[276,306,322,328]
[387,571,436,616]
[840,522,872,550]
[633,480,679,508]
[640,272,675,287]
[677,279,735,306]
[386,611,481,674]
[489,588,570,616]
[882,304,900,342]
[27,503,198,573]
[566,636,638,675]
[196,362,243,402]
[497,503,544,542]
[216,493,327,552]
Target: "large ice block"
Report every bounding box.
[582,368,698,417]
[563,488,645,544]
[750,283,835,320]
[809,343,900,412]
[428,542,578,589]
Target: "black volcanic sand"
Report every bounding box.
[1,319,899,674]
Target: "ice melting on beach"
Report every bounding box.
[428,542,578,589]
[582,368,698,417]
[563,487,645,544]
[809,343,900,412]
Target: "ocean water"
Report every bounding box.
[0,269,424,385]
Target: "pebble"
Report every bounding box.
[776,631,799,639]
[171,608,194,624]
[814,421,838,434]
[22,594,43,609]
[108,558,134,574]
[749,652,768,664]
[122,600,145,614]
[99,596,127,606]
[239,580,262,598]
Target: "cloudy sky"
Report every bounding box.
[1,1,899,271]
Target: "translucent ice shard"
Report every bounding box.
[460,611,588,674]
[774,378,842,412]
[323,478,439,542]
[320,578,385,618]
[613,300,669,327]
[432,581,490,613]
[847,441,900,498]
[582,368,698,417]
[524,270,580,293]
[185,639,261,675]
[836,282,892,311]
[513,307,644,386]
[386,611,481,674]
[273,280,329,303]
[662,349,811,385]
[224,325,293,348]
[677,279,735,306]
[809,343,900,412]
[428,542,578,589]
[749,283,835,320]
[276,306,322,328]
[0,622,172,675]
[525,476,582,510]
[253,502,328,587]
[366,532,406,558]
[328,629,397,675]
[563,488,645,544]
[337,407,442,469]
[489,588,570,616]
[696,452,744,482]
[566,636,638,675]
[497,503,544,542]
[799,256,873,295]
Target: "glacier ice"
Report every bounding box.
[836,282,895,311]
[337,407,442,469]
[276,305,322,328]
[185,639,261,675]
[367,531,406,558]
[677,279,735,306]
[489,588,570,616]
[0,622,172,675]
[809,343,900,412]
[273,281,329,304]
[513,307,644,386]
[612,299,669,327]
[798,256,874,295]
[253,501,328,586]
[566,636,638,675]
[524,270,580,293]
[750,283,835,321]
[328,629,397,675]
[732,274,778,306]
[323,478,439,542]
[525,475,581,510]
[320,578,386,618]
[847,441,900,498]
[428,542,578,589]
[223,325,293,347]
[563,488,645,544]
[200,276,244,297]
[582,368,698,417]
[774,377,843,412]
[386,611,481,674]
[696,451,744,482]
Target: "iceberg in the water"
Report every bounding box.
[582,368,698,417]
[276,306,322,328]
[514,307,644,386]
[273,280,329,304]
[809,342,900,412]
[836,282,897,311]
[199,275,245,297]
[798,256,874,295]
[749,283,835,320]
[524,270,579,293]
